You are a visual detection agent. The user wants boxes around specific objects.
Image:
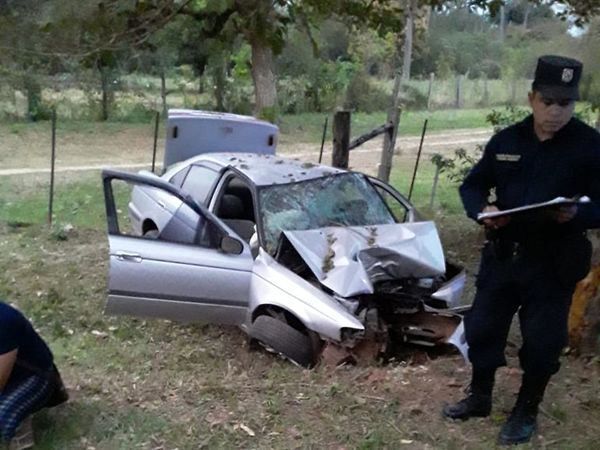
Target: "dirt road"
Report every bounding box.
[0,127,491,177]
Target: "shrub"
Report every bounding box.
[344,72,390,113]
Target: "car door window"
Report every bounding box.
[169,166,190,187]
[376,187,409,222]
[109,177,223,248]
[368,179,416,223]
[180,165,219,205]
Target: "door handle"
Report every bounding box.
[157,200,166,209]
[115,251,142,263]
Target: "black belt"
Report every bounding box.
[487,231,587,261]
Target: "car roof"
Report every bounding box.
[168,152,348,187]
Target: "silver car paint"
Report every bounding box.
[165,152,346,186]
[164,110,278,167]
[106,224,254,325]
[247,249,365,341]
[431,270,467,309]
[282,222,446,298]
[107,152,468,352]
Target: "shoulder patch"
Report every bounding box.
[496,154,521,162]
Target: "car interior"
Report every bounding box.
[214,176,257,247]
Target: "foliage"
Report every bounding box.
[431,148,481,184]
[345,72,391,113]
[430,105,529,183]
[485,105,530,132]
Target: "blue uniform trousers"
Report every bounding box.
[0,375,52,442]
[465,242,576,377]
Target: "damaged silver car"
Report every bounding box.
[102,153,468,367]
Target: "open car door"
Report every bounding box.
[102,169,254,325]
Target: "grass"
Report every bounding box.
[0,221,598,449]
[1,122,599,448]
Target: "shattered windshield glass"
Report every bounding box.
[259,173,395,253]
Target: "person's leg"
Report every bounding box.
[498,259,575,445]
[443,249,520,420]
[0,375,52,444]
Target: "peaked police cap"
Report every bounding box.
[532,55,582,100]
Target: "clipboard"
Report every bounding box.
[477,196,590,221]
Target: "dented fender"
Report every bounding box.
[246,249,364,342]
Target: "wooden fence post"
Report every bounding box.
[151,111,160,173]
[427,72,435,110]
[482,73,489,107]
[429,164,440,209]
[332,111,351,169]
[48,109,56,226]
[378,107,402,183]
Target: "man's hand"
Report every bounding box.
[482,205,511,229]
[552,205,577,223]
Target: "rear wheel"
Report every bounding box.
[250,315,318,368]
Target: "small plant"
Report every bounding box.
[366,226,378,247]
[322,233,337,275]
[431,147,482,184]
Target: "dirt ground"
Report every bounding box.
[0,124,490,176]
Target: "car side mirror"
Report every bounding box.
[220,235,244,255]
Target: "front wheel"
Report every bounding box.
[250,315,318,368]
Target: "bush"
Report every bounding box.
[398,83,428,110]
[344,72,390,113]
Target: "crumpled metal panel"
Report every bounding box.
[283,222,445,298]
[431,270,467,309]
[447,320,469,362]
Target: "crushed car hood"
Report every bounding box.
[283,222,445,298]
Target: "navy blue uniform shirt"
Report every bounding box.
[0,302,53,384]
[460,115,600,241]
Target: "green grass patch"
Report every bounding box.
[388,159,463,216]
[0,175,106,228]
[278,108,490,145]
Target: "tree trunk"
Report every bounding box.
[99,67,112,121]
[250,38,277,120]
[455,74,464,109]
[523,4,531,29]
[569,231,600,354]
[499,5,505,42]
[214,61,227,112]
[401,0,415,82]
[23,74,42,122]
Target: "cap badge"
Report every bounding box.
[561,68,574,83]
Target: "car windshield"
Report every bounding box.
[258,173,395,253]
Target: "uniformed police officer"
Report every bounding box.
[442,55,600,445]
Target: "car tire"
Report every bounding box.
[250,315,317,368]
